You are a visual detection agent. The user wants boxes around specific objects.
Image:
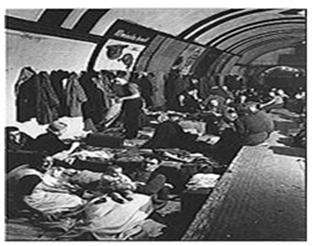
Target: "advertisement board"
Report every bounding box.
[94,19,157,71]
[94,38,146,71]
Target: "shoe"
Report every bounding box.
[152,197,167,210]
[110,193,125,204]
[157,186,172,200]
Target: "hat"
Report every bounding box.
[47,121,67,134]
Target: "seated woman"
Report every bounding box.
[31,121,80,156]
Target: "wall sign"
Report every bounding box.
[95,39,146,71]
[105,19,156,45]
[94,19,157,71]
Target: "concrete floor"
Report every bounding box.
[183,109,306,240]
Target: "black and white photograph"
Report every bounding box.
[3,2,309,242]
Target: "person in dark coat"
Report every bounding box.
[5,127,43,172]
[113,72,142,139]
[135,72,154,108]
[235,102,274,146]
[164,69,190,110]
[142,112,197,149]
[177,86,202,113]
[79,71,107,129]
[31,121,80,156]
[5,126,34,151]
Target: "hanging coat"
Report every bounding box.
[36,71,60,125]
[65,73,88,117]
[50,70,69,116]
[15,67,37,122]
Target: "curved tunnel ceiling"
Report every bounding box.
[238,40,305,65]
[225,29,305,53]
[220,23,305,53]
[5,8,306,70]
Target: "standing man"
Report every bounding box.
[135,72,154,109]
[114,72,142,139]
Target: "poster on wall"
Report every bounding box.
[94,19,157,71]
[172,44,206,75]
[95,39,146,71]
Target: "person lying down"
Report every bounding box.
[7,164,169,220]
[59,165,138,204]
[7,164,168,239]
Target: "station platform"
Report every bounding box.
[182,109,306,240]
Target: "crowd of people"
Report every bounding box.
[5,66,306,240]
[8,66,308,165]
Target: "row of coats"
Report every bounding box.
[15,67,88,125]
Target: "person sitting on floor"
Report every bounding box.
[260,89,285,112]
[203,94,225,115]
[142,112,197,149]
[202,98,225,135]
[5,127,46,172]
[177,86,202,113]
[31,121,80,156]
[5,126,35,151]
[142,112,217,161]
[235,102,274,146]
